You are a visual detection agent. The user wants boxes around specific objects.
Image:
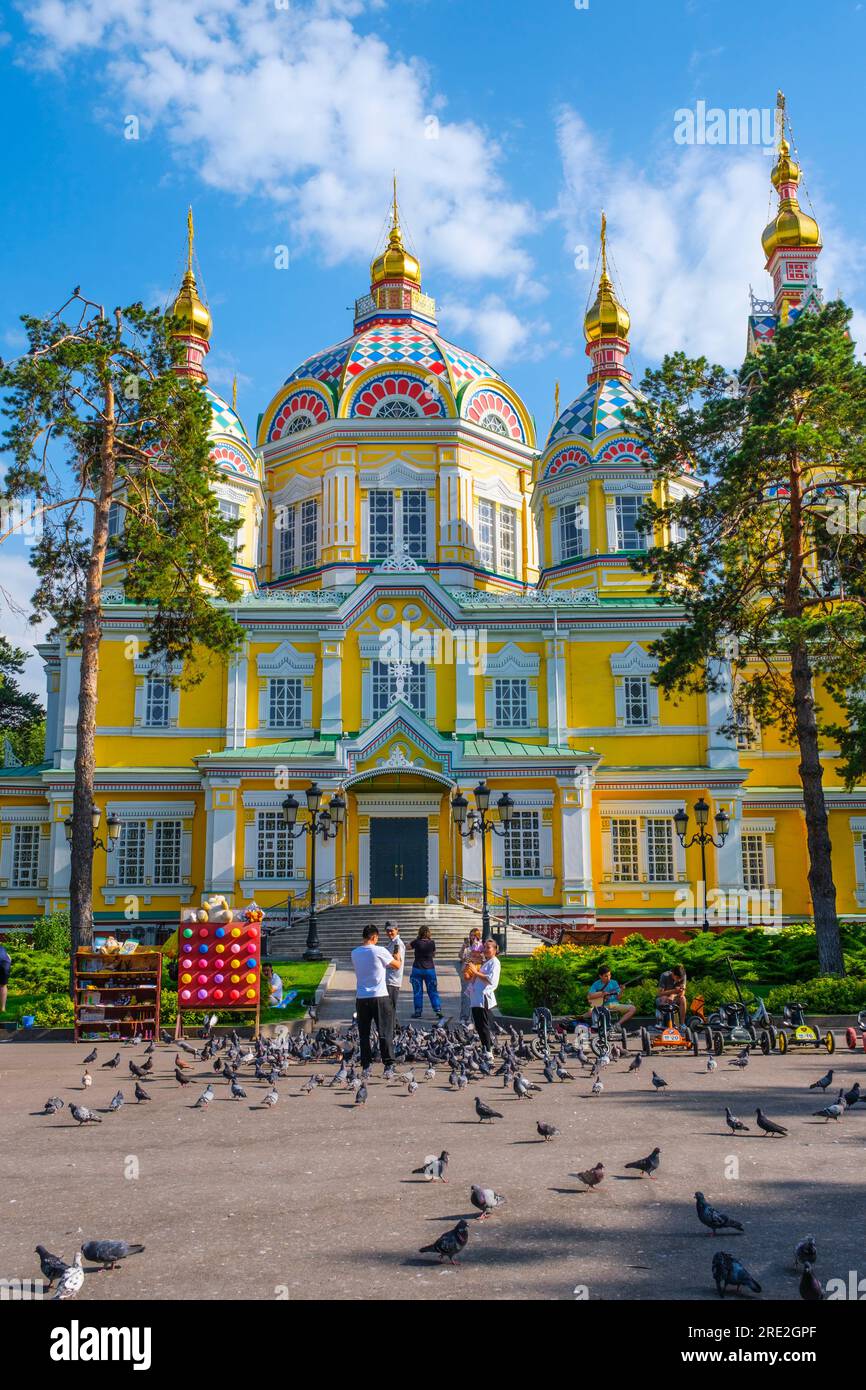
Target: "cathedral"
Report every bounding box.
[1,113,863,945]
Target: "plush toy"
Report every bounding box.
[196,907,209,923]
[244,903,264,924]
[99,935,122,956]
[204,894,233,924]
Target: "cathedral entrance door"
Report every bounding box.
[369,817,428,902]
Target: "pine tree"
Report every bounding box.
[0,635,44,741]
[629,301,866,976]
[0,294,243,953]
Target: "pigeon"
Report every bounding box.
[809,1069,834,1092]
[799,1263,824,1301]
[627,1054,642,1073]
[794,1236,817,1271]
[134,1082,151,1103]
[230,1078,247,1101]
[101,1052,121,1069]
[419,1219,469,1264]
[70,1103,101,1125]
[470,1185,506,1220]
[108,1090,124,1112]
[52,1251,84,1301]
[513,1074,535,1101]
[712,1250,761,1298]
[355,1083,368,1106]
[725,1106,750,1134]
[42,1097,64,1115]
[591,1078,603,1097]
[651,1071,668,1092]
[174,1053,194,1071]
[695,1191,744,1235]
[813,1095,845,1122]
[413,1151,449,1182]
[407,1079,418,1095]
[128,1060,148,1079]
[706,1057,717,1072]
[262,1088,278,1108]
[81,1239,145,1271]
[35,1244,69,1287]
[728,1050,750,1069]
[81,1070,92,1089]
[424,1065,436,1081]
[576,1162,605,1192]
[755,1108,788,1137]
[843,1082,862,1108]
[82,1048,98,1064]
[555,1062,574,1081]
[475,1096,502,1123]
[174,1067,191,1086]
[625,1147,661,1179]
[536,1121,560,1142]
[194,1085,214,1109]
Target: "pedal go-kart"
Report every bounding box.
[776,1001,834,1055]
[585,1001,629,1057]
[529,1006,570,1058]
[846,1009,866,1052]
[640,999,694,1057]
[687,957,777,1056]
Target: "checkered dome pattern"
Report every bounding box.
[546,379,639,446]
[282,324,501,398]
[204,387,250,444]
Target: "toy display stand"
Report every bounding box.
[74,945,162,1044]
[175,900,262,1039]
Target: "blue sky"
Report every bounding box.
[1,0,865,692]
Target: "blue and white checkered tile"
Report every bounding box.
[204,388,250,443]
[283,338,354,386]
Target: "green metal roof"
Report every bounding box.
[196,739,340,763]
[461,739,592,760]
[0,761,51,780]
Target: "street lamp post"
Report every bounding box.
[64,805,122,854]
[451,781,515,944]
[282,783,346,961]
[673,797,730,933]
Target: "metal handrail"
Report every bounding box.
[446,874,572,944]
[265,874,354,931]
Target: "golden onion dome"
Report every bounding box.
[370,176,422,288]
[584,213,630,343]
[762,101,822,259]
[169,208,213,341]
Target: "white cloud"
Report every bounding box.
[555,106,866,368]
[441,295,552,368]
[19,0,536,287]
[0,549,49,696]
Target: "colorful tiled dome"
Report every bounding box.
[546,378,640,448]
[204,386,250,445]
[283,323,501,401]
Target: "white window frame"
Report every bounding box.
[218,498,242,556]
[256,643,315,732]
[101,804,194,899]
[115,820,147,886]
[153,819,183,885]
[502,810,542,879]
[600,807,687,885]
[604,484,652,553]
[274,498,320,575]
[370,659,428,720]
[558,501,588,561]
[132,658,182,729]
[359,634,437,727]
[143,676,172,729]
[267,677,303,731]
[741,831,775,891]
[474,498,520,576]
[11,824,41,889]
[610,643,661,728]
[255,810,295,880]
[483,643,540,732]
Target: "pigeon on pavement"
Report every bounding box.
[101,1052,121,1069]
[174,1067,191,1087]
[627,1054,642,1073]
[419,1219,469,1264]
[52,1252,84,1301]
[107,1090,124,1112]
[651,1072,668,1092]
[41,1097,64,1115]
[513,1074,535,1101]
[82,1048,98,1064]
[794,1236,817,1271]
[706,1057,717,1072]
[725,1106,750,1134]
[354,1083,368,1106]
[81,1071,92,1090]
[193,1085,214,1109]
[35,1244,69,1287]
[70,1103,101,1125]
[813,1094,845,1122]
[536,1121,560,1142]
[695,1191,744,1235]
[576,1162,605,1191]
[262,1088,278,1107]
[809,1069,833,1092]
[756,1108,788,1137]
[413,1151,449,1181]
[470,1185,506,1220]
[230,1078,247,1100]
[134,1083,151,1103]
[799,1263,824,1301]
[625,1147,661,1179]
[475,1096,502,1123]
[591,1078,603,1097]
[81,1239,145,1271]
[712,1251,761,1297]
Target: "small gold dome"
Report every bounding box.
[762,103,822,259]
[770,136,800,191]
[370,176,421,288]
[584,271,631,343]
[170,269,213,341]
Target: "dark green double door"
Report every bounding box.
[370,817,428,901]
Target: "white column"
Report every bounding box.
[546,633,567,740]
[455,657,477,735]
[320,634,344,735]
[47,792,72,902]
[559,775,595,912]
[715,793,744,894]
[226,644,249,749]
[427,813,440,900]
[59,648,82,770]
[460,827,482,883]
[322,455,357,587]
[204,778,240,898]
[706,657,738,769]
[358,817,371,904]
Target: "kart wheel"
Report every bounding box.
[692,1033,701,1056]
[707,1013,723,1031]
[825,1031,835,1054]
[746,1026,758,1044]
[713,1031,724,1055]
[641,1027,651,1056]
[759,1030,771,1056]
[846,1027,857,1050]
[777,1030,788,1054]
[589,1037,604,1058]
[767,1025,777,1050]
[681,1025,692,1045]
[705,1029,715,1053]
[529,1037,546,1059]
[620,1030,628,1053]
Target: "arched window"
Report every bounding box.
[370,398,424,420]
[478,412,509,436]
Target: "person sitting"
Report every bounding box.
[656,963,687,1024]
[586,965,635,1027]
[262,963,283,1007]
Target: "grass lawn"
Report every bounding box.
[260,960,328,1023]
[496,957,532,1018]
[0,991,42,1024]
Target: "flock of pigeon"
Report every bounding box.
[31,1017,862,1299]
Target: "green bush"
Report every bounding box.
[32,909,71,956]
[522,951,578,1013]
[765,976,866,1015]
[33,993,74,1027]
[6,947,69,993]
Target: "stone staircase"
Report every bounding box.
[265,902,541,961]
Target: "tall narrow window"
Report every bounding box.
[116,821,147,885]
[741,833,767,891]
[614,494,647,551]
[476,499,495,569]
[503,811,541,878]
[499,506,517,576]
[218,499,242,555]
[107,501,124,540]
[402,489,427,558]
[622,675,650,727]
[610,818,640,882]
[11,824,40,888]
[268,678,302,729]
[646,818,674,882]
[144,677,171,728]
[153,820,183,885]
[494,678,528,728]
[256,811,294,879]
[368,491,395,560]
[559,503,584,560]
[300,498,318,569]
[278,506,295,574]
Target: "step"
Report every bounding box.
[265,902,541,960]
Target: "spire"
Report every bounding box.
[232,375,238,411]
[370,175,422,290]
[583,212,631,385]
[761,91,822,320]
[169,206,212,382]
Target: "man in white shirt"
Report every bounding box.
[384,922,405,1022]
[350,924,401,1070]
[464,938,501,1058]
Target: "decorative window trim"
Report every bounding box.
[610,644,660,727]
[741,830,775,890]
[553,499,589,564]
[360,484,435,563]
[133,663,183,729]
[101,809,193,896]
[256,643,315,731]
[599,814,686,885]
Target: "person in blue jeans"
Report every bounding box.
[409,926,443,1019]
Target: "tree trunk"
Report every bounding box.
[790,640,844,975]
[69,371,116,959]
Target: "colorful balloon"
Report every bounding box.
[182,928,193,939]
[197,989,208,1000]
[181,973,192,985]
[215,927,225,939]
[181,989,192,1001]
[231,927,241,938]
[213,989,224,1001]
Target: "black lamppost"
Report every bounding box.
[64,805,122,854]
[451,781,515,943]
[673,797,730,933]
[282,783,345,960]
